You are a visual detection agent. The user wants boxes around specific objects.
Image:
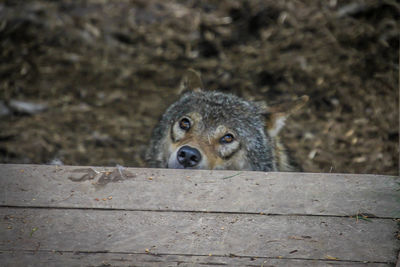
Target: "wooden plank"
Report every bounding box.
[0,164,398,217]
[0,251,392,267]
[0,208,398,263]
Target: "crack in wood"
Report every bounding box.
[0,205,397,219]
[0,249,396,264]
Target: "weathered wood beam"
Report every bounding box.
[0,208,398,263]
[0,164,398,217]
[0,164,398,265]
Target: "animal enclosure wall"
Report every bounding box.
[0,164,399,266]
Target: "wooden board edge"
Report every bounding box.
[0,250,394,266]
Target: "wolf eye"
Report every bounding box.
[220,134,234,144]
[179,118,191,131]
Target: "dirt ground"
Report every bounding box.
[0,0,398,175]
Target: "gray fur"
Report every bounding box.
[146,90,281,171]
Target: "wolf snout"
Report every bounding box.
[177,145,202,168]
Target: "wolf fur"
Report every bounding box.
[146,71,307,172]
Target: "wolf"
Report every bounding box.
[146,70,307,172]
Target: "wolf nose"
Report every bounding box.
[177,146,202,168]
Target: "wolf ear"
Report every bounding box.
[178,68,204,94]
[259,95,309,137]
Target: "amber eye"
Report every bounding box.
[220,134,234,144]
[179,118,191,131]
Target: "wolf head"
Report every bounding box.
[146,70,307,171]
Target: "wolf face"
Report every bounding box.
[146,70,307,172]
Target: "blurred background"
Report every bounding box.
[0,0,398,175]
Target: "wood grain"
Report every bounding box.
[0,164,398,265]
[0,164,398,217]
[0,208,398,263]
[0,251,393,267]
